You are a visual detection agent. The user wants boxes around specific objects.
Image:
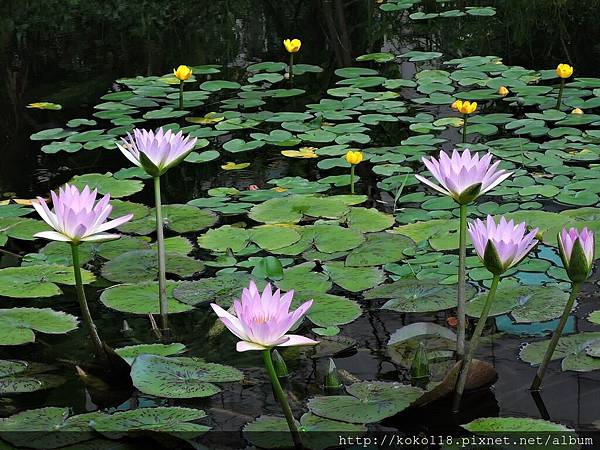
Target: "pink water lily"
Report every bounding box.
[415,149,511,204]
[210,281,319,352]
[117,128,197,176]
[32,184,133,243]
[469,215,539,275]
[559,227,595,282]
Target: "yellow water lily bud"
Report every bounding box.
[283,38,301,53]
[345,150,363,165]
[556,63,573,79]
[452,100,477,115]
[173,65,193,81]
[498,86,509,97]
[571,107,584,115]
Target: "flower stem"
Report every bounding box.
[452,274,500,412]
[462,114,468,144]
[262,349,303,449]
[179,80,184,110]
[456,203,468,361]
[289,54,294,79]
[70,243,105,359]
[556,79,565,110]
[153,176,169,333]
[350,165,355,194]
[530,282,580,391]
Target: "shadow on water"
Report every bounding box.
[1,0,600,443]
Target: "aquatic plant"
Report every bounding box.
[530,227,595,390]
[345,150,363,194]
[555,63,573,109]
[32,184,133,357]
[211,281,318,448]
[415,150,511,360]
[453,215,539,411]
[117,128,197,332]
[283,38,301,78]
[173,64,193,110]
[451,99,477,143]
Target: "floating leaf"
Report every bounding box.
[0,308,78,346]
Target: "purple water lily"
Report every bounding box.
[416,149,511,204]
[559,227,595,282]
[117,128,197,176]
[211,281,319,352]
[468,215,539,274]
[32,184,132,243]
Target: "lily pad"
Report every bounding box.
[130,354,242,398]
[0,308,78,345]
[100,282,193,314]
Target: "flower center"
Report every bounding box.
[252,313,273,325]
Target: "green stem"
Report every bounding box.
[530,282,580,391]
[263,349,303,449]
[456,203,468,361]
[153,176,169,332]
[179,80,184,110]
[289,54,294,79]
[556,79,565,110]
[350,165,355,194]
[462,114,468,144]
[452,274,500,412]
[70,243,105,358]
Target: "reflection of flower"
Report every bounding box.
[281,147,318,158]
[221,161,251,170]
[173,65,193,81]
[32,184,132,243]
[248,184,259,191]
[469,215,539,275]
[451,100,477,114]
[117,128,197,176]
[556,63,573,79]
[571,108,584,115]
[416,149,511,204]
[345,150,363,165]
[283,38,301,53]
[211,281,318,352]
[558,227,595,282]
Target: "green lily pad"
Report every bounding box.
[276,262,332,293]
[115,343,187,364]
[367,279,476,313]
[308,382,422,424]
[0,265,95,298]
[100,282,193,314]
[173,273,255,307]
[70,173,144,198]
[324,262,385,292]
[130,354,242,398]
[345,232,414,266]
[520,332,600,367]
[463,417,573,434]
[0,308,79,346]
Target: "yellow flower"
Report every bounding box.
[345,150,363,165]
[27,102,62,110]
[273,187,288,193]
[221,162,250,171]
[498,86,509,97]
[556,63,573,79]
[281,147,318,158]
[451,99,477,115]
[173,65,193,81]
[571,108,584,115]
[283,38,301,53]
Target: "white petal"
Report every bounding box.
[277,335,320,347]
[34,231,72,242]
[236,341,266,352]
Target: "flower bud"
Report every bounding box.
[571,108,584,115]
[498,86,509,97]
[271,349,289,378]
[173,65,192,81]
[345,150,363,165]
[410,341,430,381]
[283,38,301,53]
[324,358,342,392]
[556,63,574,79]
[558,227,595,283]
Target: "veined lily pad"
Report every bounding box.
[115,343,187,364]
[69,173,144,198]
[308,381,423,424]
[345,232,414,266]
[324,262,385,292]
[0,308,78,345]
[130,354,243,398]
[100,282,193,314]
[0,265,95,298]
[173,273,256,307]
[294,291,361,327]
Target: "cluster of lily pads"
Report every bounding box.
[4,15,600,448]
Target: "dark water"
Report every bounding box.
[2,0,600,445]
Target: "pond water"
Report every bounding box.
[2,0,600,448]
